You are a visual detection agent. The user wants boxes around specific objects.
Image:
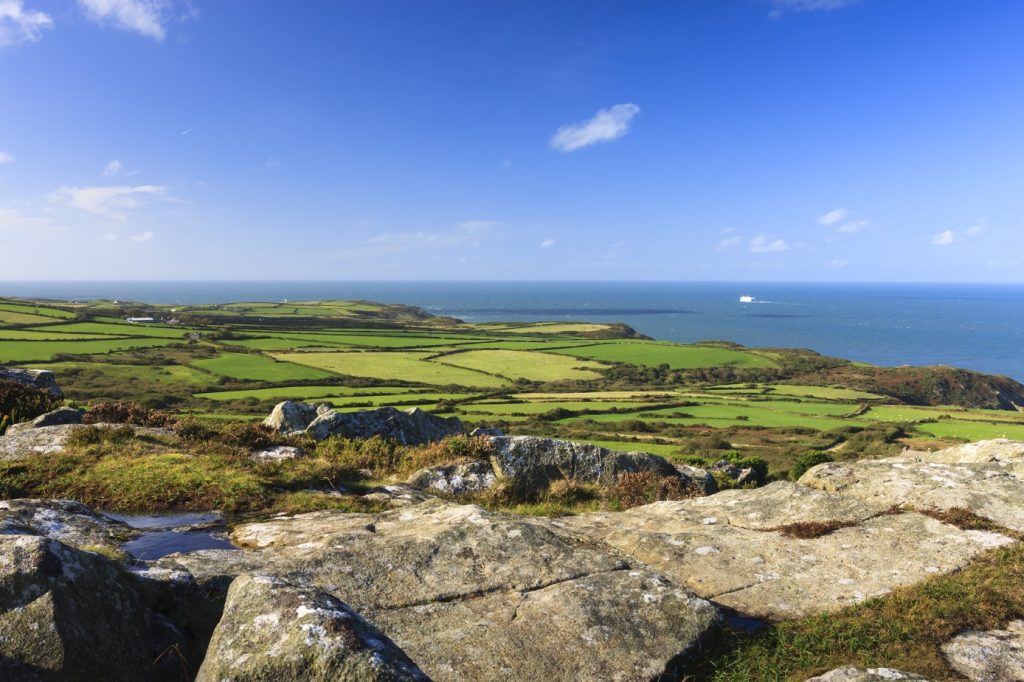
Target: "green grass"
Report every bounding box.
[0,301,76,319]
[0,329,128,341]
[194,385,412,401]
[436,349,608,382]
[32,321,193,338]
[0,337,175,362]
[914,420,1024,442]
[0,309,60,325]
[482,322,615,334]
[548,341,778,369]
[272,351,510,388]
[459,400,664,415]
[575,402,865,430]
[237,332,475,349]
[709,383,886,401]
[192,352,334,381]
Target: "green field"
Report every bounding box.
[548,341,778,369]
[708,383,886,401]
[0,337,175,362]
[436,349,608,382]
[272,351,510,388]
[32,321,193,339]
[192,352,335,381]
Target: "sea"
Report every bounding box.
[2,281,1023,382]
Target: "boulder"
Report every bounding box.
[941,619,1024,682]
[470,426,505,437]
[0,535,154,680]
[0,423,168,461]
[676,463,717,495]
[25,407,84,429]
[306,406,464,444]
[487,435,682,493]
[547,482,1013,620]
[799,439,1024,531]
[263,400,320,434]
[150,500,721,680]
[0,366,62,397]
[407,460,496,495]
[0,499,135,552]
[250,445,306,462]
[805,667,931,681]
[195,574,428,682]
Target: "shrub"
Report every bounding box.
[789,452,834,481]
[83,401,172,427]
[65,425,137,448]
[605,471,701,510]
[0,379,62,428]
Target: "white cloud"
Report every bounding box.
[716,236,744,250]
[965,224,984,237]
[0,0,52,46]
[750,235,790,253]
[52,184,167,220]
[828,258,849,268]
[771,0,861,17]
[837,219,868,233]
[102,159,122,176]
[0,151,13,164]
[818,208,848,226]
[550,103,640,152]
[129,230,153,242]
[540,239,556,248]
[77,0,192,40]
[932,230,955,246]
[363,220,496,253]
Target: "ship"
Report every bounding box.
[739,295,754,303]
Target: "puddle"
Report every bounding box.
[726,612,771,635]
[107,512,238,561]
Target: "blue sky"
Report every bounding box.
[1,0,1022,281]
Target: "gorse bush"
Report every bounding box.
[0,379,63,430]
[605,471,701,509]
[789,451,834,480]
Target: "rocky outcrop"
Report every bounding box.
[263,402,464,445]
[407,460,496,495]
[0,423,169,461]
[150,500,721,681]
[250,445,306,462]
[941,619,1024,682]
[0,366,62,397]
[799,439,1024,531]
[806,668,931,681]
[196,574,429,681]
[0,498,135,552]
[546,481,1012,620]
[9,406,84,429]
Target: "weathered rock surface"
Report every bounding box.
[0,498,135,552]
[9,407,84,430]
[0,366,62,396]
[195,574,428,682]
[941,619,1024,682]
[250,445,306,462]
[469,426,505,437]
[0,535,154,681]
[676,463,717,494]
[805,667,931,681]
[547,482,1013,620]
[151,500,720,681]
[487,435,682,492]
[799,439,1024,531]
[407,459,495,494]
[262,400,323,434]
[307,406,464,444]
[0,422,169,461]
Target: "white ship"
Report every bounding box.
[739,295,755,303]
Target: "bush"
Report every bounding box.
[0,379,63,429]
[789,452,834,481]
[83,401,172,427]
[604,471,701,510]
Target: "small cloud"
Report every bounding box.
[0,0,52,46]
[965,224,984,237]
[102,159,122,177]
[750,234,790,253]
[770,0,861,17]
[77,0,193,41]
[129,231,154,242]
[52,184,168,220]
[818,208,848,226]
[932,230,955,246]
[828,258,849,268]
[716,236,744,250]
[0,151,13,164]
[540,239,556,248]
[550,103,640,152]
[837,219,868,234]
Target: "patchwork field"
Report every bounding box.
[548,341,778,369]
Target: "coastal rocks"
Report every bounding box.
[805,668,931,681]
[262,401,465,445]
[0,535,153,681]
[799,439,1024,531]
[250,445,306,462]
[306,407,463,445]
[941,619,1024,682]
[487,435,682,492]
[0,498,135,552]
[195,574,429,682]
[548,482,1013,620]
[151,500,721,680]
[0,367,62,397]
[407,460,496,495]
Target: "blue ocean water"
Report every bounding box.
[2,281,1022,381]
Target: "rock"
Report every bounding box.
[407,460,496,494]
[470,426,505,437]
[0,499,135,552]
[250,445,306,462]
[709,459,764,487]
[0,535,154,680]
[676,464,717,495]
[263,400,320,434]
[0,423,168,461]
[151,500,720,680]
[195,574,429,682]
[0,366,62,397]
[306,406,464,444]
[488,435,682,493]
[805,667,931,681]
[360,484,432,508]
[26,407,84,428]
[941,619,1024,682]
[547,482,1013,620]
[799,439,1024,531]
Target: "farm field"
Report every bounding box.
[435,349,608,382]
[272,351,511,388]
[192,352,335,382]
[547,341,778,369]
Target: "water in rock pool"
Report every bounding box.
[107,512,237,560]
